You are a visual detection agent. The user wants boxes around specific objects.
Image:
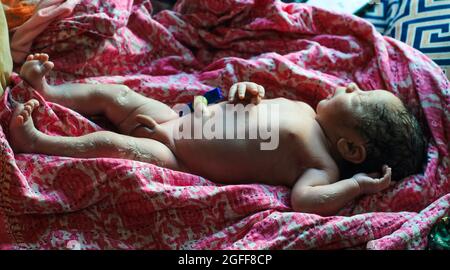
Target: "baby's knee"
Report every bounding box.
[123,138,181,170]
[99,84,133,107]
[113,85,133,106]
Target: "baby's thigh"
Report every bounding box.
[129,136,183,171]
[133,99,179,123]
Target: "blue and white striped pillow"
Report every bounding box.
[362,0,450,80]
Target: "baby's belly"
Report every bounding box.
[159,101,301,185]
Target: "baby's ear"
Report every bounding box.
[336,138,366,164]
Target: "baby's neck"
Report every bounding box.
[315,119,345,171]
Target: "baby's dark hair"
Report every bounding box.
[351,99,427,181]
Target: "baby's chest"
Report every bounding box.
[276,119,329,176]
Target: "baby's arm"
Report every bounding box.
[291,166,391,216]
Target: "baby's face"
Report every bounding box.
[316,84,403,133]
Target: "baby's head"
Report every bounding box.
[316,83,426,180]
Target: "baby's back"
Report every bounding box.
[160,98,324,186]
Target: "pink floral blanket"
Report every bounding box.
[0,0,449,250]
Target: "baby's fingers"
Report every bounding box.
[257,85,265,98]
[228,82,249,101]
[246,83,261,104]
[228,84,238,101]
[229,82,265,103]
[375,166,392,191]
[382,165,392,179]
[245,82,259,95]
[365,165,390,181]
[238,83,246,99]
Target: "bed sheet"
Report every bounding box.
[0,0,449,249]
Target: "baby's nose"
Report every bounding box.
[345,83,359,93]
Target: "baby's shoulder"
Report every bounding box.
[270,98,316,116]
[293,100,316,117]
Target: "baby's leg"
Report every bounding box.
[48,82,179,135]
[9,99,182,170]
[20,53,178,134]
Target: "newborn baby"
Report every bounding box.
[10,54,426,216]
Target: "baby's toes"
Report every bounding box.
[26,54,35,61]
[19,111,29,123]
[23,99,39,117]
[42,61,54,72]
[37,53,48,62]
[15,113,24,126]
[38,53,49,62]
[26,99,40,109]
[24,104,33,114]
[13,105,28,125]
[32,53,42,61]
[21,106,32,121]
[21,100,38,120]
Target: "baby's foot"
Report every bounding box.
[19,53,54,97]
[9,99,42,153]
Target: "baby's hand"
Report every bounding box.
[352,165,392,195]
[228,82,265,105]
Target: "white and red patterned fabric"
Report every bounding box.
[0,0,448,249]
